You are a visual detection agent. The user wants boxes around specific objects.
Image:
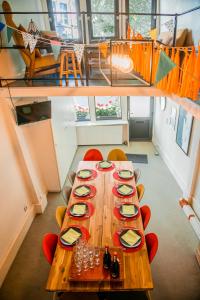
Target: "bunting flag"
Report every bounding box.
[0,22,5,32]
[21,32,30,48]
[99,42,108,58]
[51,44,61,60]
[149,28,157,40]
[164,19,174,33]
[28,19,40,37]
[155,50,176,84]
[74,44,84,64]
[7,27,14,43]
[50,40,62,46]
[21,32,38,53]
[29,36,37,53]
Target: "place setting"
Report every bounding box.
[58,225,90,250]
[67,201,95,220]
[96,160,115,171]
[113,169,134,182]
[72,184,97,200]
[112,183,135,198]
[113,202,140,222]
[113,227,144,253]
[76,169,98,181]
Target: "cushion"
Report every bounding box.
[158,28,189,47]
[157,31,173,45]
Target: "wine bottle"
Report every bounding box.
[103,245,111,269]
[111,252,120,278]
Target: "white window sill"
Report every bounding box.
[75,120,128,127]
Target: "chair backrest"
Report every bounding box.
[2,1,41,69]
[68,171,76,186]
[145,233,158,263]
[107,149,128,161]
[83,149,103,161]
[140,205,151,230]
[134,168,141,184]
[62,186,72,204]
[136,184,145,202]
[55,206,66,228]
[42,233,58,265]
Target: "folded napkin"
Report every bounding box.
[78,170,91,178]
[99,161,111,168]
[118,185,133,195]
[122,204,135,215]
[61,228,81,244]
[72,204,86,215]
[75,186,90,196]
[119,170,132,178]
[121,229,140,246]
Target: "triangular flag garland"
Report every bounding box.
[21,32,30,48]
[29,36,37,53]
[155,50,176,84]
[0,21,5,32]
[21,32,38,53]
[164,19,174,33]
[51,44,61,61]
[7,27,14,43]
[28,19,40,37]
[74,44,84,64]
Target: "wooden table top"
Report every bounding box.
[46,161,153,292]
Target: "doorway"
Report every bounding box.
[128,96,154,141]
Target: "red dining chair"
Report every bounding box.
[42,233,58,265]
[140,205,151,230]
[145,233,158,263]
[83,148,103,161]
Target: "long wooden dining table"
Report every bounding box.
[46,161,153,295]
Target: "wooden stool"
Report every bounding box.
[59,50,83,86]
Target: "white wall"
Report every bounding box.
[0,97,37,286]
[51,96,77,187]
[153,97,200,219]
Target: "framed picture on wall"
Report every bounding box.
[160,97,166,111]
[169,106,177,130]
[176,107,193,155]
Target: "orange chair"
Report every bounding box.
[55,206,66,228]
[83,149,103,161]
[140,205,151,230]
[42,233,58,265]
[136,184,145,202]
[145,233,158,263]
[107,149,128,161]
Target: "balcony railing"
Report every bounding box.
[0,4,199,88]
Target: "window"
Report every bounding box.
[47,0,81,41]
[95,96,122,120]
[87,0,119,39]
[126,0,156,37]
[73,97,91,121]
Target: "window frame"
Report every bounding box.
[74,96,91,122]
[94,96,122,121]
[46,0,82,42]
[86,0,119,42]
[125,0,157,34]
